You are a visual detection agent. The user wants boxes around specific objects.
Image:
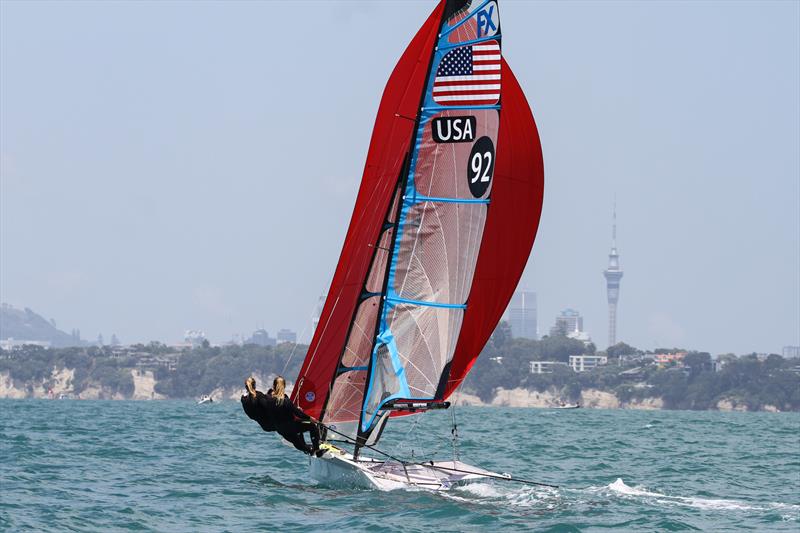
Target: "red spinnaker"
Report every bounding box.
[291,4,445,419]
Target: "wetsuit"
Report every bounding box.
[269,393,320,454]
[241,391,276,432]
[240,391,320,454]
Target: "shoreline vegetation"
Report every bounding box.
[1,324,798,412]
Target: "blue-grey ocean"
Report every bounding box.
[1,399,798,532]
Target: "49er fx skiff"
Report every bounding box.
[290,0,545,490]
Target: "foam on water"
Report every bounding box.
[603,477,799,518]
[445,481,562,512]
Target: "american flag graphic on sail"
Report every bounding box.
[433,40,501,106]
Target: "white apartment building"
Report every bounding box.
[529,361,568,374]
[569,355,608,372]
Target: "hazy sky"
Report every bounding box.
[1,1,798,354]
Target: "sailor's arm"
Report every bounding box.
[288,397,315,422]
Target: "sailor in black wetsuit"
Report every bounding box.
[241,376,321,456]
[241,377,276,433]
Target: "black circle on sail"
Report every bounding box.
[467,136,495,198]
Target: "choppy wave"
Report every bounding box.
[2,400,798,531]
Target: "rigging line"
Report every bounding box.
[450,400,459,461]
[317,421,558,489]
[296,294,341,384]
[321,424,557,488]
[403,416,422,459]
[412,463,560,489]
[298,165,388,400]
[319,421,407,465]
[281,301,318,375]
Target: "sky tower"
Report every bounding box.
[603,205,624,347]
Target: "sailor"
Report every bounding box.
[241,376,322,456]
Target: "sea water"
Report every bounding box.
[1,399,798,531]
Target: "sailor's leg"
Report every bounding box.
[301,421,321,450]
[279,430,311,454]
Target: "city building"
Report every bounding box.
[0,338,51,350]
[133,350,181,372]
[249,328,276,347]
[569,355,607,372]
[529,361,568,374]
[550,308,584,336]
[184,330,207,348]
[567,330,592,344]
[508,290,537,339]
[782,346,800,359]
[603,204,624,347]
[654,352,687,367]
[277,329,297,344]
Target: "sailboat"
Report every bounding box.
[291,0,544,490]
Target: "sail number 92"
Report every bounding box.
[467,136,495,197]
[471,152,492,183]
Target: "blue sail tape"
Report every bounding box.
[439,0,494,37]
[412,195,490,205]
[361,305,412,431]
[438,34,501,52]
[386,296,466,309]
[361,305,441,430]
[421,104,500,113]
[361,319,412,430]
[339,366,368,373]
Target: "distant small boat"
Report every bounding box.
[197,395,213,405]
[553,403,581,409]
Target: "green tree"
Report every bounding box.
[683,352,712,376]
[607,342,639,358]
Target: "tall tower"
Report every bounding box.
[603,204,624,347]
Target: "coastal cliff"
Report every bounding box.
[0,371,785,413]
[2,342,798,412]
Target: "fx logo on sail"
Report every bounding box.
[432,116,476,143]
[476,2,499,38]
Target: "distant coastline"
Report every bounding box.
[1,336,798,413]
[0,370,790,413]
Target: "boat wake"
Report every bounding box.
[444,482,561,510]
[601,478,799,518]
[409,476,799,525]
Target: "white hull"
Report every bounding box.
[309,444,507,491]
